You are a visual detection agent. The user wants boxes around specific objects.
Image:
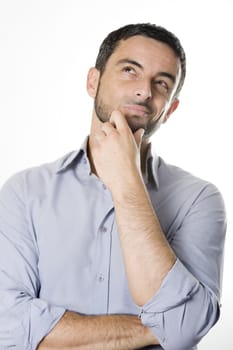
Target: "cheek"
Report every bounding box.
[152,98,170,118]
[149,107,166,128]
[104,88,123,108]
[99,80,115,101]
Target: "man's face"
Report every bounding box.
[91,35,181,138]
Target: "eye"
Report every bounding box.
[155,80,169,93]
[122,66,136,74]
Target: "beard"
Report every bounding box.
[94,82,167,138]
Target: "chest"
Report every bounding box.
[32,179,138,315]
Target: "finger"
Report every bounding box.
[95,129,106,143]
[109,110,129,131]
[101,121,116,135]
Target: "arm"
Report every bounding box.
[0,171,158,350]
[90,111,176,305]
[37,311,157,350]
[112,172,176,306]
[0,175,65,350]
[90,111,227,349]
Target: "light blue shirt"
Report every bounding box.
[0,138,226,350]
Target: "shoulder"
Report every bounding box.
[0,150,79,199]
[158,156,217,189]
[157,156,225,210]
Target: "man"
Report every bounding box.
[0,23,226,350]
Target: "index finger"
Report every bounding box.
[109,110,130,132]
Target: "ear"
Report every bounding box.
[163,98,180,124]
[86,67,100,98]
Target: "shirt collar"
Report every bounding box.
[55,137,89,174]
[55,136,160,189]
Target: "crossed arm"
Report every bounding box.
[37,311,157,349]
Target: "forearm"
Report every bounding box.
[112,172,176,306]
[37,311,158,350]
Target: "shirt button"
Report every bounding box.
[100,226,107,233]
[102,184,107,190]
[98,273,105,282]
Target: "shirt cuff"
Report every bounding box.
[28,299,66,349]
[139,259,200,343]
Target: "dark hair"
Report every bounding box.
[95,23,186,97]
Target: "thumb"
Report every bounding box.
[134,128,145,148]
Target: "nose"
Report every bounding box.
[134,80,152,100]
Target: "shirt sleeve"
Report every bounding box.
[0,174,66,350]
[139,183,227,350]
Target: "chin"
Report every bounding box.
[125,117,147,133]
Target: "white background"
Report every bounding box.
[0,0,232,348]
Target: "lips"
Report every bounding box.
[122,104,151,117]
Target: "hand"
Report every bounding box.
[91,110,144,193]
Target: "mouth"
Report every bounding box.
[121,104,151,117]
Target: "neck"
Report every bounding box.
[140,140,150,175]
[87,137,97,175]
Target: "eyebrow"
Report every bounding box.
[158,72,176,84]
[116,58,176,83]
[117,58,143,69]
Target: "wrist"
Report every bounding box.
[110,171,146,204]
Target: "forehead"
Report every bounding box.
[107,35,180,76]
